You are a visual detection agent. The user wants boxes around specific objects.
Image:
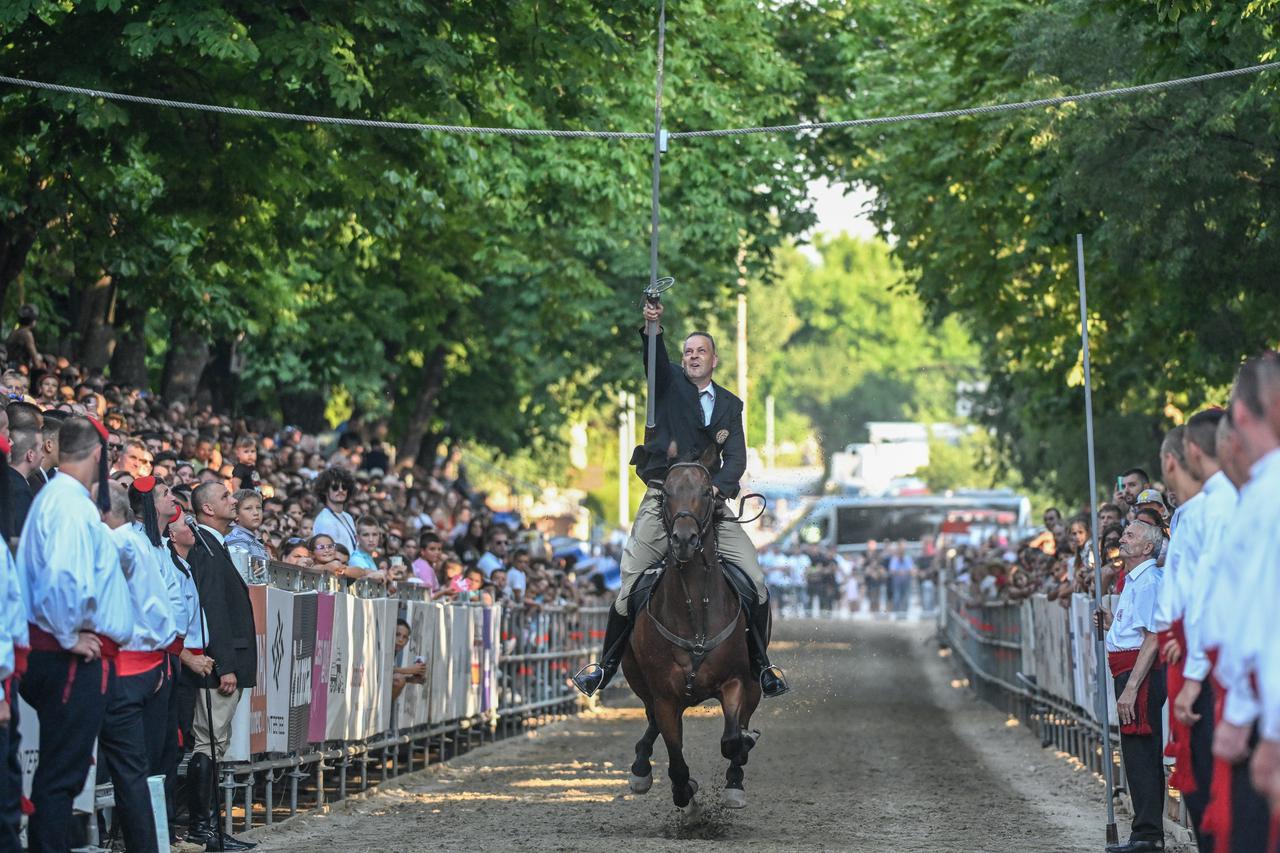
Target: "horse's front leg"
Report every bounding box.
[654,698,697,810]
[719,678,748,808]
[630,710,659,794]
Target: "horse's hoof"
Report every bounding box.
[722,787,747,809]
[628,773,653,794]
[679,794,702,821]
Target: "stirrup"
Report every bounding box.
[759,665,791,698]
[572,663,605,697]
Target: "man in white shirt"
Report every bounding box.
[18,417,134,853]
[476,527,510,577]
[101,481,175,853]
[1207,354,1280,848]
[0,435,28,851]
[1164,409,1236,845]
[311,467,358,553]
[1097,520,1166,853]
[1250,354,1280,816]
[1150,424,1214,841]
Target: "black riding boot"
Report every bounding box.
[184,752,215,848]
[747,599,790,698]
[572,608,633,697]
[186,752,257,851]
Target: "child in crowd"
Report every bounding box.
[226,488,269,572]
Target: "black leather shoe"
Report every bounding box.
[194,823,257,852]
[572,663,605,697]
[760,665,790,698]
[1105,839,1163,853]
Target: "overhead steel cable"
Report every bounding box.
[1,59,1276,141]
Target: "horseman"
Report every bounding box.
[573,298,789,699]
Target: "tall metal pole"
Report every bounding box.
[736,252,749,445]
[643,0,669,431]
[1077,233,1118,845]
[618,392,632,527]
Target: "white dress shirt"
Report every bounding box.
[1212,449,1280,727]
[111,524,178,652]
[1106,558,1161,653]
[170,550,208,649]
[1180,471,1237,681]
[1154,490,1205,632]
[17,474,134,649]
[698,384,715,427]
[0,546,28,693]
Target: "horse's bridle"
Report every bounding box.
[657,461,717,558]
[648,461,740,695]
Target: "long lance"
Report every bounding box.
[644,0,671,431]
[1076,233,1119,846]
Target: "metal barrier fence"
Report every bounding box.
[50,557,609,847]
[938,584,1193,833]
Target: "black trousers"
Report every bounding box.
[160,655,184,834]
[98,666,162,853]
[0,680,22,852]
[18,650,110,853]
[1115,668,1167,844]
[1226,726,1271,853]
[1183,680,1216,852]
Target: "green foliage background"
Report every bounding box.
[3,0,1278,505]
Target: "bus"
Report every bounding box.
[775,490,1032,555]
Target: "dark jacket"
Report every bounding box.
[187,526,258,689]
[630,329,746,497]
[5,466,33,541]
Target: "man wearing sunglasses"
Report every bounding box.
[311,467,358,554]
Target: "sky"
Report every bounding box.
[807,178,879,240]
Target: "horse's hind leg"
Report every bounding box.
[654,699,697,810]
[719,679,748,808]
[630,710,658,794]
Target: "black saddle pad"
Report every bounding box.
[628,556,754,618]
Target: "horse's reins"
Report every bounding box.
[646,462,748,693]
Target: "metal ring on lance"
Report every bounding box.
[644,276,674,303]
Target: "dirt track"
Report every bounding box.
[253,618,1131,852]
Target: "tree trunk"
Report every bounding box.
[162,316,211,403]
[198,340,235,414]
[0,223,37,324]
[279,390,329,434]
[397,343,448,471]
[78,273,116,372]
[108,321,150,388]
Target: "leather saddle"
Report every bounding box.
[628,556,755,618]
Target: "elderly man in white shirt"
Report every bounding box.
[1097,519,1166,853]
[1189,356,1278,852]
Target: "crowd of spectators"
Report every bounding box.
[0,304,605,852]
[1,312,603,610]
[762,539,942,618]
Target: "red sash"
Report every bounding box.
[165,638,184,656]
[28,624,119,658]
[1159,619,1197,794]
[28,624,118,697]
[13,647,28,678]
[1202,648,1234,850]
[116,650,164,677]
[1108,648,1156,736]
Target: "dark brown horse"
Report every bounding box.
[621,441,763,815]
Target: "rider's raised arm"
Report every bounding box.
[639,300,677,394]
[713,398,747,499]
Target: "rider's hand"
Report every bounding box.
[643,301,664,325]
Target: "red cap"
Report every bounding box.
[133,475,157,494]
